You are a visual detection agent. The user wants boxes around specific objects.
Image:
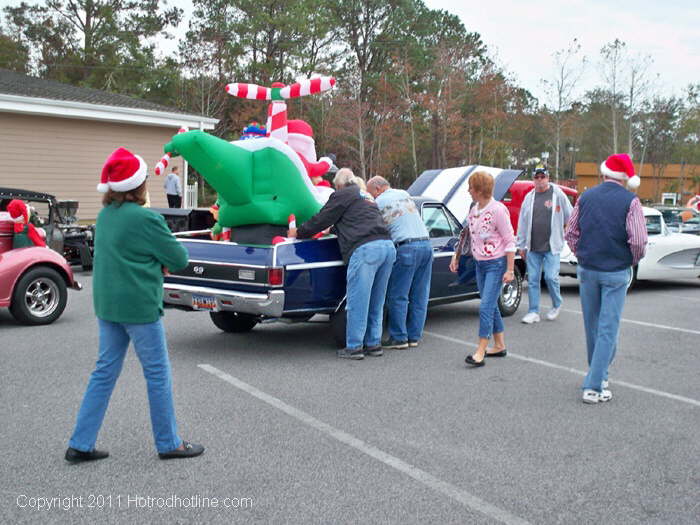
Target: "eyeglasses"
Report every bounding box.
[533,173,548,179]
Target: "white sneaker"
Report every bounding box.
[602,380,609,389]
[521,312,540,324]
[546,307,561,321]
[582,389,613,404]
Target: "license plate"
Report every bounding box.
[192,294,217,310]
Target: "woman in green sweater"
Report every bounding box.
[66,148,203,462]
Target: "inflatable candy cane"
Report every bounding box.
[225,77,335,143]
[155,126,189,175]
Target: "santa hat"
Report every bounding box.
[600,154,640,189]
[7,199,28,232]
[98,147,148,193]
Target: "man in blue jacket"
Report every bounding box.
[565,154,647,404]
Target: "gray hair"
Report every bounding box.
[333,168,356,189]
[366,176,390,191]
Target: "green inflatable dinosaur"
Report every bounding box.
[164,130,327,227]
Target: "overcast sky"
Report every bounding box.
[424,0,699,102]
[3,0,698,103]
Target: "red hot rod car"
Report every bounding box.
[0,217,82,325]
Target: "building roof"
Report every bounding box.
[0,68,218,129]
[0,68,187,114]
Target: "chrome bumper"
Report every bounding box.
[164,283,284,317]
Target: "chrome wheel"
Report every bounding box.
[500,281,518,309]
[498,266,522,317]
[24,277,60,318]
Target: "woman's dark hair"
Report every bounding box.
[102,181,148,207]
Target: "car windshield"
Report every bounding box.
[645,215,663,235]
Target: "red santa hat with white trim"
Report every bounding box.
[600,153,640,189]
[97,147,148,193]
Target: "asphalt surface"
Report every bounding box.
[1,272,698,524]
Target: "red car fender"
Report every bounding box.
[503,181,578,234]
[0,246,80,307]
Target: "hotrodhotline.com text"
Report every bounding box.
[16,494,253,511]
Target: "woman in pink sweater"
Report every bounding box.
[451,171,516,367]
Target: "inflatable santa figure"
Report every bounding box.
[287,119,334,189]
[7,199,46,248]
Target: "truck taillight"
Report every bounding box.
[268,268,284,286]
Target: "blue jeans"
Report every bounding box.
[346,239,396,350]
[475,257,506,339]
[577,265,630,392]
[526,250,562,313]
[69,319,182,453]
[386,240,433,342]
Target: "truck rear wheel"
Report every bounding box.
[209,311,258,333]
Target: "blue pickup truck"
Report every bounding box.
[162,167,523,346]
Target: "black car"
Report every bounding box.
[0,187,94,270]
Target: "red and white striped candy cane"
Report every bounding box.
[225,77,335,143]
[224,77,335,101]
[280,77,335,99]
[266,101,288,142]
[266,83,288,142]
[224,83,271,100]
[155,126,189,175]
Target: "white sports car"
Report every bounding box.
[560,207,700,285]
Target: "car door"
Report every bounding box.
[421,203,473,299]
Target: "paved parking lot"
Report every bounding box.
[1,272,698,524]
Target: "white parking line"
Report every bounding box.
[560,308,700,336]
[198,364,530,525]
[422,331,700,408]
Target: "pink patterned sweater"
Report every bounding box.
[467,199,516,261]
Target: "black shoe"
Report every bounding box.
[337,348,365,360]
[465,354,485,367]
[382,338,409,349]
[485,349,507,357]
[364,345,384,357]
[408,340,419,348]
[65,447,109,463]
[158,441,205,460]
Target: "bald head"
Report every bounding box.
[367,176,390,198]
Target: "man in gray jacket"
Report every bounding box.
[516,167,573,323]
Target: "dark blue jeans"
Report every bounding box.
[475,257,506,339]
[386,240,433,342]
